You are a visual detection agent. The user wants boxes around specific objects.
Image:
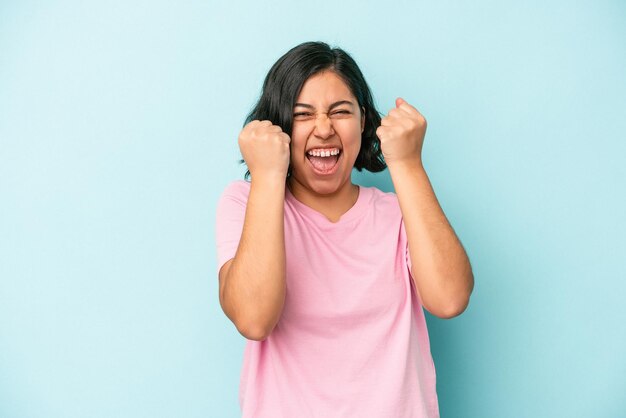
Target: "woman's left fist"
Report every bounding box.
[376,98,427,166]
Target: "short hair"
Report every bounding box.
[243,41,386,178]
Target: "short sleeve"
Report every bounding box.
[401,218,424,307]
[215,181,250,274]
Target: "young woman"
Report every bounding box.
[216,41,473,418]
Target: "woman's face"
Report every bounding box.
[288,71,364,197]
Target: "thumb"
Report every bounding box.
[395,97,406,108]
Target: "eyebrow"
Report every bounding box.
[293,100,355,110]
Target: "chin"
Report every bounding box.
[305,176,350,196]
[309,183,341,196]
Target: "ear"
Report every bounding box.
[361,107,366,133]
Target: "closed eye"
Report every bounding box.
[330,110,352,118]
[293,112,314,120]
[293,109,352,120]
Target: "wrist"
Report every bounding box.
[250,171,288,188]
[386,157,425,174]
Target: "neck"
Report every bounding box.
[287,179,359,223]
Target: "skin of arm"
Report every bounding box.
[219,121,290,340]
[377,99,474,318]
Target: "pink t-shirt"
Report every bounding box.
[216,180,439,418]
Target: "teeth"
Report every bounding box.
[307,149,340,157]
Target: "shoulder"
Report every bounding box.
[361,186,401,214]
[216,180,251,216]
[219,180,251,202]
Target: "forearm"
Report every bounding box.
[388,159,473,318]
[221,175,287,339]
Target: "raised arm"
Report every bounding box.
[377,98,474,318]
[219,120,290,340]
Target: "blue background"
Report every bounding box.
[1,1,625,417]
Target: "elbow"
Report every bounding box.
[414,258,474,319]
[426,277,474,319]
[428,298,470,319]
[230,301,283,341]
[220,294,278,341]
[237,322,274,341]
[219,271,285,342]
[223,301,283,341]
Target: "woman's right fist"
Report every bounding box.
[238,120,291,179]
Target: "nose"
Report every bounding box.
[313,113,334,139]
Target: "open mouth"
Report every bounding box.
[306,147,341,175]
